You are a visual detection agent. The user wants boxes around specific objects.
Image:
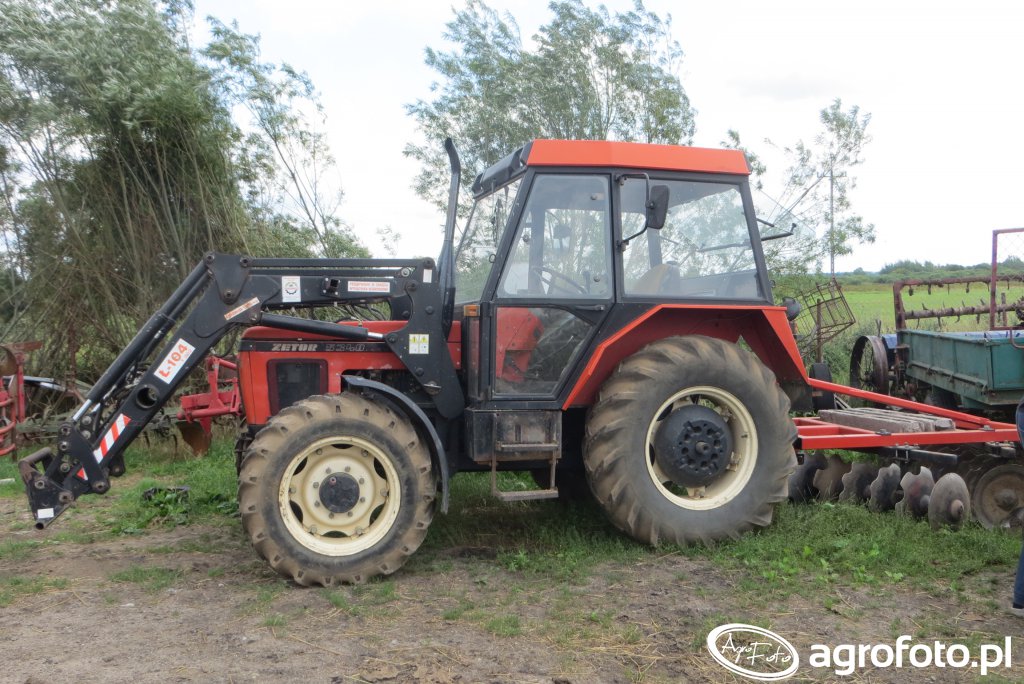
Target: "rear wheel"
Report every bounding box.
[238,394,434,585]
[584,336,796,545]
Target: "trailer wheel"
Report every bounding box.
[583,336,796,545]
[238,394,434,585]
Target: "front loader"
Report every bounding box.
[19,139,1020,585]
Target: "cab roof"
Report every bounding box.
[472,139,750,197]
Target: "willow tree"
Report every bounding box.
[406,0,696,212]
[0,0,364,377]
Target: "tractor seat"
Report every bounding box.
[632,263,682,296]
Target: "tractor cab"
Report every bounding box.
[455,140,773,407]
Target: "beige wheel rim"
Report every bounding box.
[279,436,401,556]
[645,385,757,511]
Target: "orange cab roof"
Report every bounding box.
[524,139,750,176]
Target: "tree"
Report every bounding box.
[406,0,696,212]
[761,99,875,279]
[203,20,367,259]
[0,0,364,377]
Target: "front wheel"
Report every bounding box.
[238,394,435,585]
[584,336,796,545]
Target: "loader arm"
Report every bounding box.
[19,252,461,528]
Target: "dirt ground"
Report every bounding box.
[2,494,1022,684]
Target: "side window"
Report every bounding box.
[621,179,762,299]
[455,178,522,304]
[499,174,612,299]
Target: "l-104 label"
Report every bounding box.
[155,339,196,384]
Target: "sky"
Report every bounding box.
[191,0,1024,272]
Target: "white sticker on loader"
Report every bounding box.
[36,507,54,520]
[155,339,196,384]
[281,275,301,303]
[409,334,429,355]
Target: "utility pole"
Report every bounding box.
[829,167,835,278]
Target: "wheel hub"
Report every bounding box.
[319,473,361,514]
[653,404,733,488]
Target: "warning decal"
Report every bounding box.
[409,333,429,355]
[347,280,391,294]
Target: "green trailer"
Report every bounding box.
[899,329,1024,414]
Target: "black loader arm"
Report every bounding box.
[19,252,461,528]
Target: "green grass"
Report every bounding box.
[0,576,69,607]
[109,565,183,591]
[484,614,522,637]
[105,439,238,535]
[682,502,1021,597]
[411,471,647,583]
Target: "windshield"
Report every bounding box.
[454,178,522,303]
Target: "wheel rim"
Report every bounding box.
[278,436,401,556]
[973,463,1024,528]
[645,385,757,510]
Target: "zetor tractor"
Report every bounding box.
[19,139,1018,585]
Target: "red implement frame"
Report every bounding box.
[796,378,1017,451]
[176,356,242,434]
[0,342,43,457]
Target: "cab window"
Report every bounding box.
[455,178,522,304]
[621,178,762,300]
[498,174,612,299]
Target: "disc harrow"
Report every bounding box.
[790,457,980,533]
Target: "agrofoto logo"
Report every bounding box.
[706,623,800,681]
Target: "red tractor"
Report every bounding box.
[19,139,1018,585]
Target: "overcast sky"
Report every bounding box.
[192,0,1024,272]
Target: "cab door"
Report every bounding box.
[487,173,614,402]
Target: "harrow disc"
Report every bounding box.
[811,455,850,500]
[928,473,970,530]
[788,452,827,503]
[837,462,879,504]
[972,463,1024,529]
[867,463,902,512]
[896,467,934,519]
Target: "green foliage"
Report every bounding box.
[0,0,364,378]
[690,502,1020,596]
[108,438,237,535]
[406,0,695,212]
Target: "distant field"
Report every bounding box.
[838,281,1024,334]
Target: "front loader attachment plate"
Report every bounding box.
[18,447,74,528]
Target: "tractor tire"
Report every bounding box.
[238,393,435,585]
[583,335,797,545]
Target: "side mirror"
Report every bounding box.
[646,185,669,230]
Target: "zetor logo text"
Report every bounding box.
[707,623,1014,680]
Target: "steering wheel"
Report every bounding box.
[531,266,587,295]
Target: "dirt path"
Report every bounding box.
[2,497,1022,683]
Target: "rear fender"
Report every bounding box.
[341,374,450,512]
[564,305,810,409]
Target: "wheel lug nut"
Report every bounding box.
[329,513,335,519]
[359,497,365,503]
[358,478,364,484]
[344,466,351,473]
[325,467,331,474]
[314,501,320,507]
[347,511,353,517]
[313,481,319,489]
[316,449,322,455]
